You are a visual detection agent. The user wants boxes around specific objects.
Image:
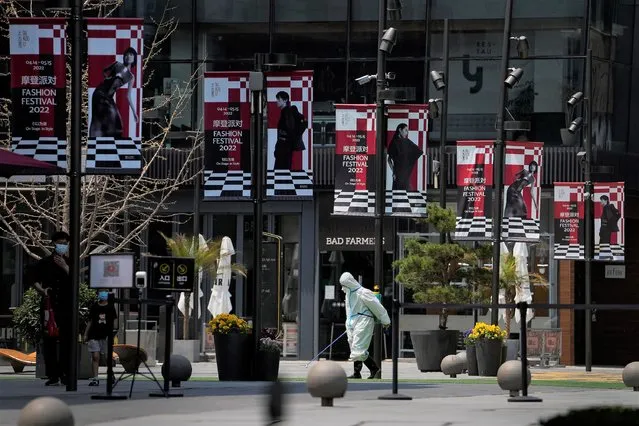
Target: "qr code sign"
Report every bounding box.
[103,261,120,277]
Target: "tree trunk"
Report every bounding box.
[183,293,191,339]
[504,309,512,337]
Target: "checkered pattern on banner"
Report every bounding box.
[203,170,252,198]
[333,190,428,215]
[86,19,144,175]
[11,137,67,169]
[9,20,67,56]
[203,73,249,104]
[553,243,584,259]
[502,217,541,240]
[455,217,493,239]
[594,243,625,261]
[85,137,142,171]
[265,71,313,197]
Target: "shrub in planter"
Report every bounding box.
[470,322,506,376]
[257,328,282,382]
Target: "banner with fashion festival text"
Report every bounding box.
[85,18,143,174]
[593,182,624,262]
[202,72,251,199]
[454,141,494,239]
[501,141,544,241]
[553,182,585,260]
[9,18,68,170]
[265,71,313,197]
[332,104,429,217]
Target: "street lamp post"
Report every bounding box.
[490,0,514,325]
[67,0,83,392]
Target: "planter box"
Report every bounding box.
[466,345,479,376]
[214,333,253,381]
[255,350,280,381]
[172,339,200,363]
[476,339,503,376]
[410,330,458,372]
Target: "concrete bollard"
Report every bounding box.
[161,354,193,387]
[622,362,639,391]
[441,354,465,378]
[497,360,532,397]
[18,397,74,426]
[306,360,348,407]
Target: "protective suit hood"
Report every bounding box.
[339,272,360,290]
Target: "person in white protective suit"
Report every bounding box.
[339,272,390,379]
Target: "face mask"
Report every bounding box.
[55,244,68,255]
[98,292,109,302]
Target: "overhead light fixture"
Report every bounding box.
[510,36,529,59]
[567,91,584,106]
[504,67,524,89]
[387,0,403,20]
[430,70,446,91]
[428,98,441,118]
[379,27,398,54]
[568,117,584,134]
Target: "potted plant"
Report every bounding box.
[394,204,492,372]
[256,328,281,381]
[462,328,478,376]
[208,313,252,381]
[499,243,547,361]
[12,283,97,379]
[470,322,507,376]
[160,232,246,361]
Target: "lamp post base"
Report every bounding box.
[378,393,412,400]
[508,395,543,403]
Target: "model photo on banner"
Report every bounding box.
[504,160,538,218]
[9,17,68,174]
[266,71,314,197]
[202,71,252,199]
[85,18,143,174]
[332,104,428,217]
[553,182,585,260]
[594,182,625,261]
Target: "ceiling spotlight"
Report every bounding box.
[428,98,441,118]
[504,67,524,89]
[568,117,583,134]
[511,35,529,59]
[567,91,584,106]
[355,74,376,86]
[379,27,398,54]
[430,70,446,91]
[387,0,403,20]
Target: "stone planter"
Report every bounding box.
[214,333,253,381]
[410,330,458,372]
[466,344,479,376]
[172,339,200,363]
[476,339,503,377]
[255,350,280,381]
[504,339,519,362]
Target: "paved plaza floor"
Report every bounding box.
[0,361,636,425]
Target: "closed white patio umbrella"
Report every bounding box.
[208,236,235,317]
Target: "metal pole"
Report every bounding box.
[508,302,542,402]
[584,47,593,372]
[490,0,514,325]
[422,0,432,104]
[190,0,200,344]
[439,18,450,243]
[67,0,83,392]
[373,0,388,374]
[250,61,265,378]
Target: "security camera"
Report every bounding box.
[504,67,524,88]
[355,74,376,85]
[135,271,147,289]
[385,72,396,80]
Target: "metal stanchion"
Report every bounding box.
[508,302,542,402]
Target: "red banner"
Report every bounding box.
[85,18,143,174]
[265,71,313,197]
[9,18,67,170]
[333,104,429,217]
[553,182,585,260]
[455,141,494,239]
[202,72,251,199]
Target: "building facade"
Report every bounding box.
[1,0,638,365]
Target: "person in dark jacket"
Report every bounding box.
[32,231,71,386]
[387,123,423,191]
[599,194,621,244]
[274,91,306,170]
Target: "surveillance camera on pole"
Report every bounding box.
[504,67,524,88]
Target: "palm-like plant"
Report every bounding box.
[159,232,246,339]
[499,251,547,336]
